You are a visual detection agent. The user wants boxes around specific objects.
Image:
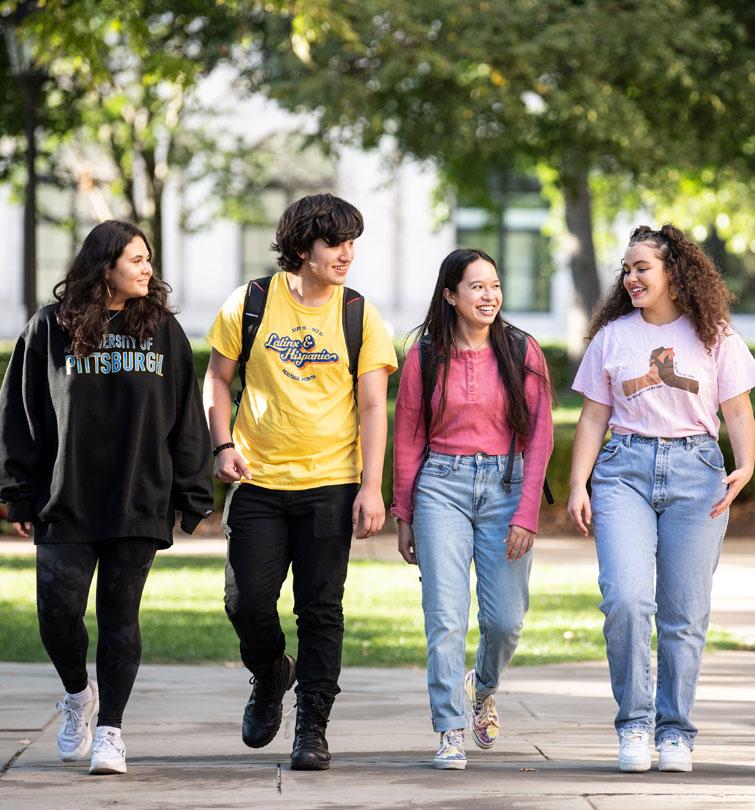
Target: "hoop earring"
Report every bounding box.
[105,281,113,300]
[669,285,678,301]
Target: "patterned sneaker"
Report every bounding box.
[89,727,127,775]
[658,736,692,772]
[618,730,651,772]
[56,680,99,761]
[464,670,500,749]
[433,729,466,770]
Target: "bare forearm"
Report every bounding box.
[570,410,610,488]
[203,375,234,446]
[359,402,387,490]
[723,399,755,474]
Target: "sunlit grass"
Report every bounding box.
[0,555,747,666]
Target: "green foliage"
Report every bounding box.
[245,0,755,315]
[0,555,747,666]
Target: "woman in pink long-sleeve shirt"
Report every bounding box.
[392,248,553,771]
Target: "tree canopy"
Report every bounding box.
[243,0,755,317]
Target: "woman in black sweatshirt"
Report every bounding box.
[0,220,213,775]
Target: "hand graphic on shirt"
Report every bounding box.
[622,346,699,397]
[649,346,699,394]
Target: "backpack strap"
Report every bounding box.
[342,286,364,399]
[235,275,272,406]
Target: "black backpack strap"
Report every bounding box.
[342,286,364,398]
[502,324,555,505]
[235,275,272,406]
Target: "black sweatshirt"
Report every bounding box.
[0,304,213,548]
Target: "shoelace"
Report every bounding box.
[442,730,464,749]
[92,731,124,753]
[56,701,86,736]
[473,695,498,727]
[622,731,647,747]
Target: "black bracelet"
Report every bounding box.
[212,442,235,457]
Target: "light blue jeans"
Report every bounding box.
[591,434,729,748]
[412,451,531,732]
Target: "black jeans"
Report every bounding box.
[223,482,357,699]
[36,540,158,728]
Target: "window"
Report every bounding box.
[456,202,553,313]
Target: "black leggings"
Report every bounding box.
[36,540,158,728]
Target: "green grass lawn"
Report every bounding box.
[0,555,746,667]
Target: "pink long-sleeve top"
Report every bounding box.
[391,338,554,533]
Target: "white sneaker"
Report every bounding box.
[658,736,692,772]
[618,730,651,772]
[433,729,466,770]
[89,727,127,775]
[56,680,99,761]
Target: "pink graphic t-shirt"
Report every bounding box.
[572,311,755,438]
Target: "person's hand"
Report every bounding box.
[711,466,753,518]
[397,520,417,565]
[213,448,252,483]
[567,485,592,537]
[12,521,32,539]
[352,485,385,539]
[650,347,675,382]
[506,524,534,560]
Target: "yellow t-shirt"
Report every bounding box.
[207,272,398,489]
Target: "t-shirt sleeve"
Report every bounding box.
[206,284,247,361]
[572,328,613,406]
[715,329,755,403]
[357,301,398,377]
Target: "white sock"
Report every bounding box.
[95,726,121,738]
[66,681,93,704]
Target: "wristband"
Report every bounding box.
[212,442,235,457]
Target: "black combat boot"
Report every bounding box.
[290,693,333,770]
[241,653,296,748]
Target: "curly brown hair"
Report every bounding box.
[588,224,734,351]
[54,221,172,357]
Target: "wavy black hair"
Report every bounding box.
[54,220,172,357]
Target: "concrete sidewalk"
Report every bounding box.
[2,536,754,808]
[1,653,754,809]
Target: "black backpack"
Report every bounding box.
[418,327,554,505]
[234,275,365,406]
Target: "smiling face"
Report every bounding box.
[107,236,153,309]
[444,257,502,331]
[299,237,355,287]
[622,241,674,313]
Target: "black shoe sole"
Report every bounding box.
[241,654,296,748]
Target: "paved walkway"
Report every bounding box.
[1,654,754,809]
[1,535,753,808]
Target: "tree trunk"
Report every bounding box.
[151,183,163,278]
[562,168,601,320]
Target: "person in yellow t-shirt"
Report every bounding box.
[204,193,397,772]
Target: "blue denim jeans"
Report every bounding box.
[412,451,531,732]
[591,433,729,748]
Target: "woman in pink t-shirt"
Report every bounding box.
[392,248,553,770]
[568,225,755,774]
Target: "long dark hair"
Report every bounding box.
[412,248,552,439]
[54,220,172,357]
[588,224,734,351]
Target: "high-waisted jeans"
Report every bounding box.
[591,433,729,747]
[412,451,531,732]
